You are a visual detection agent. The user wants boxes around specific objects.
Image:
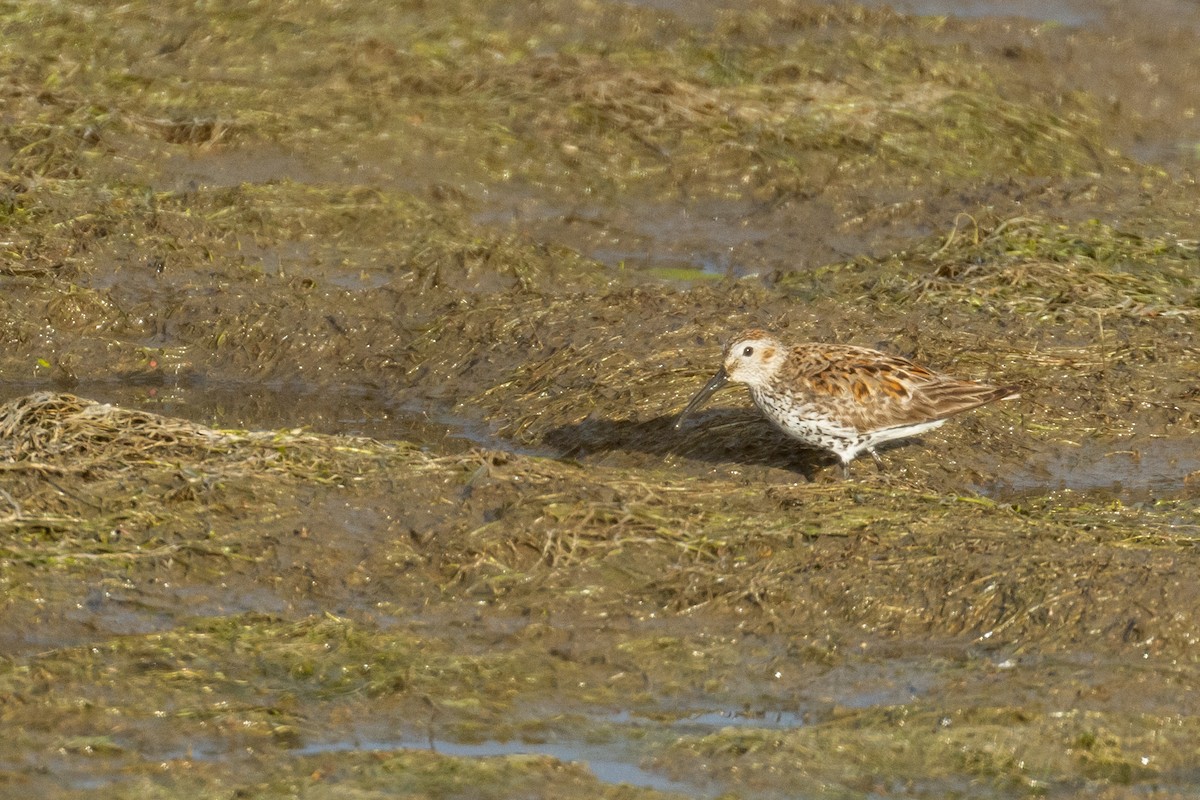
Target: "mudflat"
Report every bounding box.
[1,1,1198,797]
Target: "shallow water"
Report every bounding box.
[864,0,1100,25]
[991,437,1200,501]
[294,735,715,798]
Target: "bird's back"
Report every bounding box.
[772,342,1017,434]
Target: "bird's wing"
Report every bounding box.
[792,344,1011,432]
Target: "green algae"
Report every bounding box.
[2,0,1200,797]
[1,0,1133,205]
[1,390,1199,797]
[663,704,1189,796]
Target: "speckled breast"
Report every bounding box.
[750,387,862,450]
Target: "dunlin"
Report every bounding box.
[674,329,1019,477]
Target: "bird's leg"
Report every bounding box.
[868,448,886,472]
[840,460,851,480]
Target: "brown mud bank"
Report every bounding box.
[2,0,1200,797]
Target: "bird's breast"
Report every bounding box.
[749,386,859,444]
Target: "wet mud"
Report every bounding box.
[2,0,1200,797]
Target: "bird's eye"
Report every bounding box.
[742,345,754,357]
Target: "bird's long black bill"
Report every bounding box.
[673,367,728,429]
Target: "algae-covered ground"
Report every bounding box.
[2,0,1200,797]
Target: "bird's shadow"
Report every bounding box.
[543,408,837,482]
